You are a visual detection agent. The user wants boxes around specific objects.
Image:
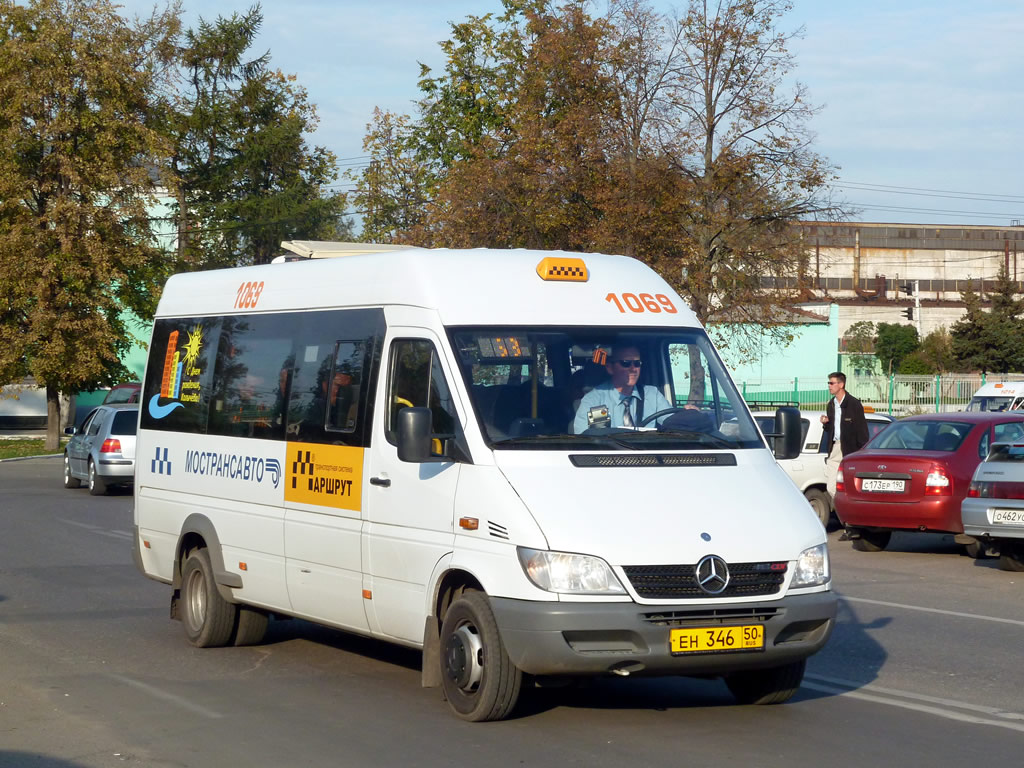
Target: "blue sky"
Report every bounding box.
[116,0,1024,226]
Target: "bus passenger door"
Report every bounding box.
[282,316,383,634]
[363,332,460,643]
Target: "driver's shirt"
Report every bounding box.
[573,382,672,434]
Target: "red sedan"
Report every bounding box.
[835,412,1024,552]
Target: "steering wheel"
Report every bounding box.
[637,407,700,428]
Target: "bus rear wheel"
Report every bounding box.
[181,548,236,648]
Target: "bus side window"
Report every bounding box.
[285,308,384,448]
[208,315,293,441]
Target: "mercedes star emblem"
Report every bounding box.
[695,554,730,595]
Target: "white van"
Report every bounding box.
[132,243,835,721]
[966,381,1024,413]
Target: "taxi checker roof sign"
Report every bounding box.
[151,243,701,331]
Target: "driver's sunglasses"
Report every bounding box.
[616,359,643,368]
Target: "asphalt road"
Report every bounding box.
[2,457,1022,767]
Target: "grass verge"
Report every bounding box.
[0,439,65,460]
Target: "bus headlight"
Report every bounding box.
[517,548,626,594]
[791,543,830,588]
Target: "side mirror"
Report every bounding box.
[772,406,802,460]
[64,426,77,436]
[397,407,434,463]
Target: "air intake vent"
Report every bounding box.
[623,562,786,599]
[641,607,781,626]
[488,521,509,540]
[569,453,736,468]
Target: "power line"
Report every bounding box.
[837,180,1024,202]
[843,202,1024,222]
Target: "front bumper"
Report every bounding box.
[490,591,836,677]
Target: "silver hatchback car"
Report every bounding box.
[962,439,1024,571]
[63,403,139,495]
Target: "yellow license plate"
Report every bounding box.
[670,625,764,654]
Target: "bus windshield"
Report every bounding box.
[967,396,1020,412]
[448,326,765,451]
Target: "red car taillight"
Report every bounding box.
[925,466,952,496]
[835,468,845,493]
[100,438,121,453]
[968,480,1024,499]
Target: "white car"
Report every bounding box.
[754,406,894,527]
[962,439,1024,571]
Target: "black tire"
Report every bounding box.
[440,590,522,722]
[87,459,107,496]
[233,607,270,646]
[181,548,237,648]
[63,453,81,489]
[851,529,891,552]
[999,542,1024,572]
[804,488,831,528]
[963,539,988,559]
[725,659,806,705]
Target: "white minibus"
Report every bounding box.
[966,381,1024,413]
[133,243,835,721]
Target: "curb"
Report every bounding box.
[0,453,63,463]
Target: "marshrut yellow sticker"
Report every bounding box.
[284,442,364,511]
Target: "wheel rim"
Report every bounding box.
[64,455,71,482]
[88,462,95,489]
[185,567,206,633]
[444,621,484,692]
[809,496,828,523]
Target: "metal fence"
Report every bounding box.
[739,373,1024,416]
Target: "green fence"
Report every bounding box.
[741,373,1024,416]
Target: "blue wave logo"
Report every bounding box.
[266,458,282,488]
[148,394,185,420]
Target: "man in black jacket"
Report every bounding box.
[821,371,870,500]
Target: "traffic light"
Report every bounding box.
[900,282,914,296]
[903,307,914,321]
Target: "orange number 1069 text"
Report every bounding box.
[605,292,677,314]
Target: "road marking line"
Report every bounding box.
[109,674,222,719]
[802,680,1024,734]
[806,674,1024,720]
[839,595,1024,627]
[96,530,132,540]
[59,518,131,540]
[58,518,100,531]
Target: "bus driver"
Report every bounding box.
[573,345,672,434]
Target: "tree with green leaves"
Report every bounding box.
[169,4,346,267]
[982,262,1024,372]
[353,0,844,363]
[874,323,919,375]
[0,0,180,449]
[843,320,877,372]
[351,109,432,243]
[901,327,957,375]
[949,269,1024,375]
[656,0,841,347]
[428,1,615,250]
[951,279,994,373]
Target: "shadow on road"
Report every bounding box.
[0,753,92,767]
[261,618,422,673]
